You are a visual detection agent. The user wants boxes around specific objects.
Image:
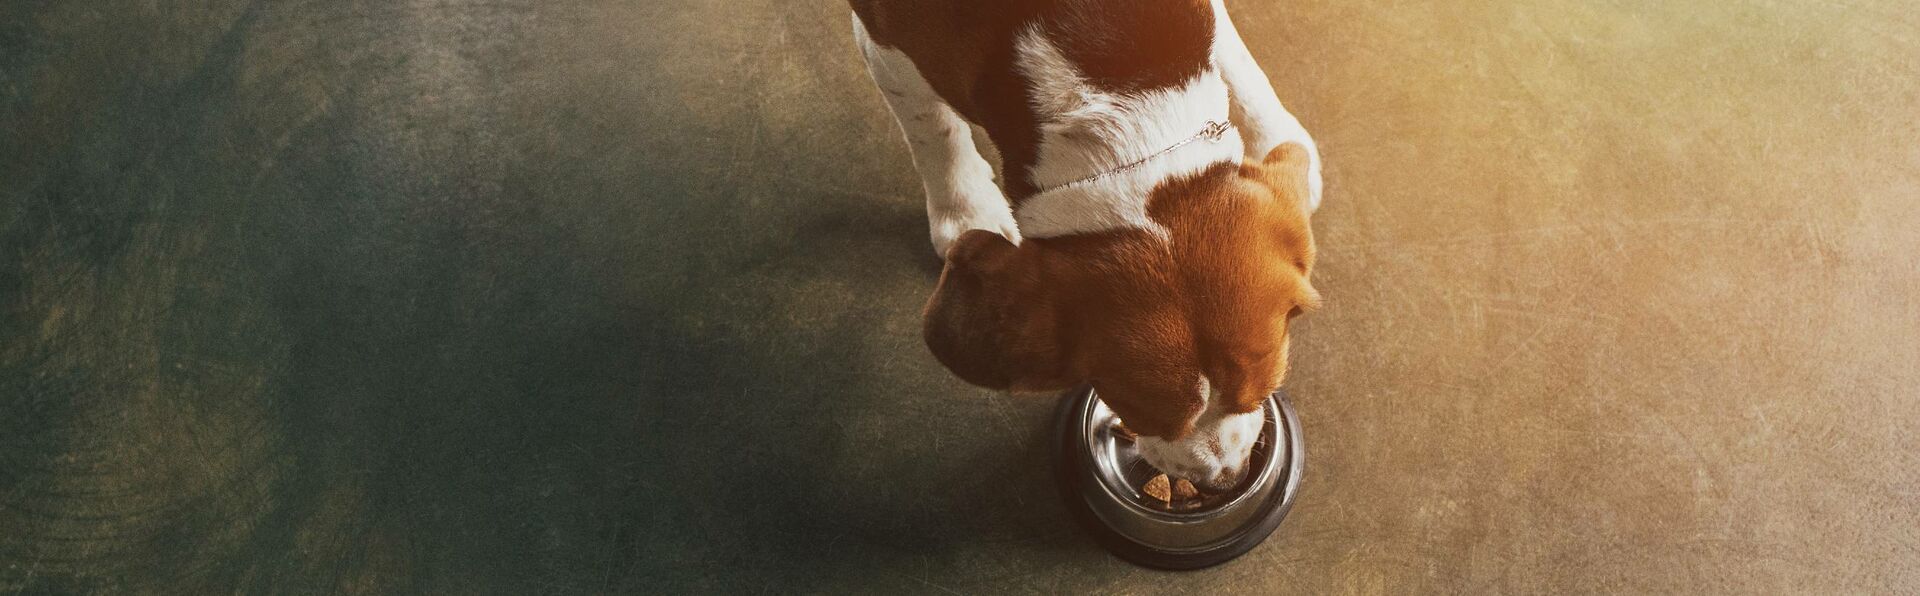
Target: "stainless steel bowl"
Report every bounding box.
[1054,386,1304,569]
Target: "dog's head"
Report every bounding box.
[924,143,1318,492]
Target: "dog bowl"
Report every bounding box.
[1054,386,1304,570]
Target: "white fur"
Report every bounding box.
[853,13,1021,258]
[1133,374,1265,491]
[1013,29,1244,239]
[1210,0,1324,212]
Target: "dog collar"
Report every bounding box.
[1038,120,1235,193]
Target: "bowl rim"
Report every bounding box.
[1053,385,1306,570]
[1080,392,1282,520]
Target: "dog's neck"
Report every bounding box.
[1011,30,1243,240]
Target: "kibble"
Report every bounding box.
[1142,474,1215,509]
[1142,474,1172,502]
[1171,478,1200,501]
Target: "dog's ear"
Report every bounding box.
[922,230,1071,392]
[1245,142,1314,214]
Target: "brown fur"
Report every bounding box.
[850,0,1215,201]
[925,144,1318,440]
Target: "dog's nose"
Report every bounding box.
[1198,467,1247,493]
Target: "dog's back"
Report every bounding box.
[850,0,1218,199]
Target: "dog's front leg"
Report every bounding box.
[854,14,1021,258]
[1211,0,1324,212]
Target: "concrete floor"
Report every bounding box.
[3,0,1918,593]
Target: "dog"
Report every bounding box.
[851,0,1322,492]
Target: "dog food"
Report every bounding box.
[1142,474,1172,502]
[1171,478,1200,501]
[1126,423,1227,509]
[1144,474,1214,510]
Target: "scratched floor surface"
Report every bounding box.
[3,1,1918,592]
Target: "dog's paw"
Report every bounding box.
[930,203,1020,260]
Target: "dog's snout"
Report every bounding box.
[1201,466,1248,493]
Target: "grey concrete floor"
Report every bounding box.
[4,0,1919,593]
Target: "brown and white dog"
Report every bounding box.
[851,0,1323,492]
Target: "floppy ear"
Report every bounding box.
[1245,142,1314,214]
[1246,142,1323,308]
[922,230,1070,392]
